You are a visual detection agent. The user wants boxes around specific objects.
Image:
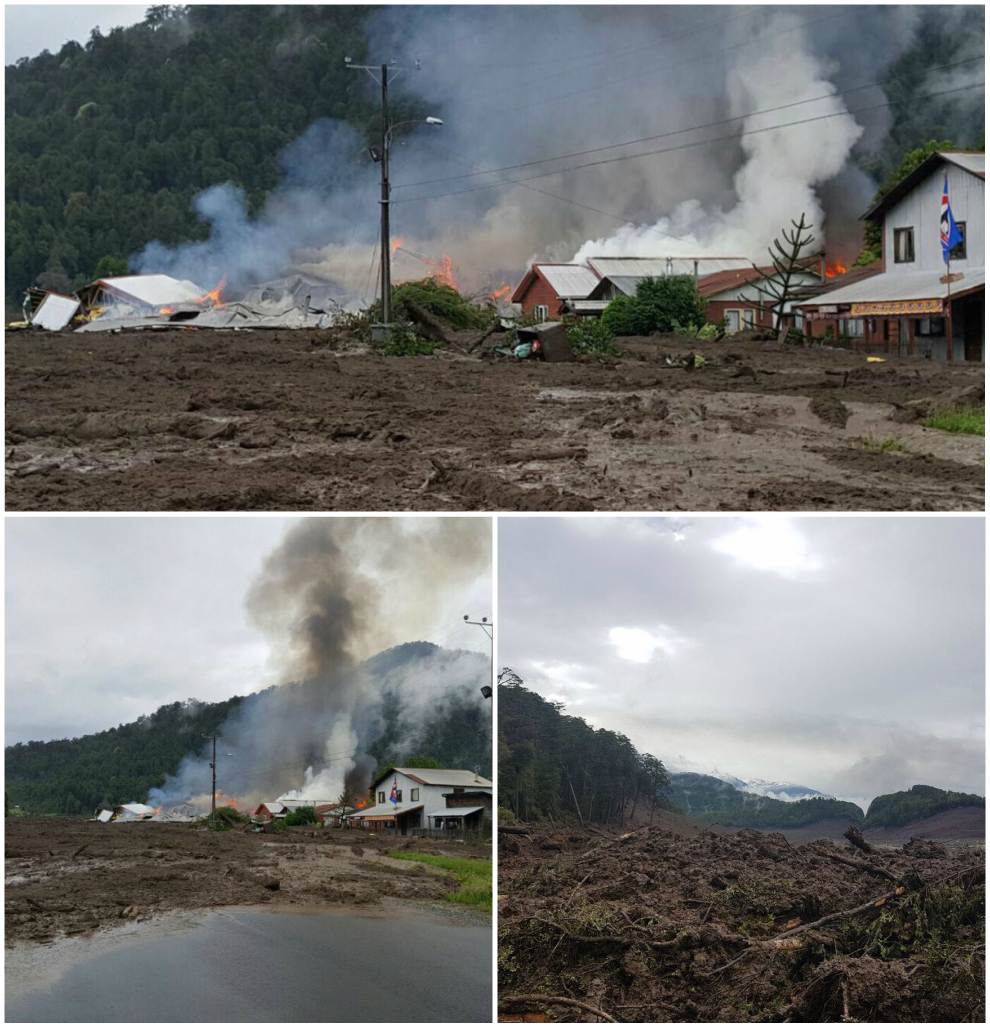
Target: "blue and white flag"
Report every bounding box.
[940,173,963,264]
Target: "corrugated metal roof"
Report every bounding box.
[862,151,985,220]
[345,801,425,819]
[940,151,985,177]
[537,264,600,298]
[586,256,751,278]
[808,267,985,305]
[426,806,485,818]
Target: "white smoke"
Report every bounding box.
[573,12,864,262]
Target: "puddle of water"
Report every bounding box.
[5,904,491,1023]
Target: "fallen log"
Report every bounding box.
[404,301,458,346]
[499,994,617,1023]
[820,850,900,884]
[843,826,873,854]
[498,825,531,836]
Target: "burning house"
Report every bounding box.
[799,151,985,361]
[346,767,493,836]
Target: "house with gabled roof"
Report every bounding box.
[799,151,984,361]
[511,263,600,319]
[346,766,493,836]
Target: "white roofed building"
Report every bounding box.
[346,767,493,836]
[799,151,984,361]
[511,263,601,320]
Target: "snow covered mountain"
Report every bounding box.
[665,757,832,802]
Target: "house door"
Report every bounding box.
[725,310,740,334]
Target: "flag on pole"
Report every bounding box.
[388,778,399,806]
[940,173,963,264]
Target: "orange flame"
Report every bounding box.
[198,276,227,308]
[430,255,458,290]
[489,284,512,303]
[214,791,239,810]
[390,237,406,257]
[159,306,174,316]
[353,798,368,809]
[825,262,848,279]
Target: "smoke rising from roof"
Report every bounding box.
[134,5,982,296]
[150,518,491,810]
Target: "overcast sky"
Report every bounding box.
[499,516,985,809]
[4,4,149,64]
[5,516,491,746]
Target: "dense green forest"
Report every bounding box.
[5,694,245,815]
[864,784,985,828]
[668,772,865,828]
[6,642,491,815]
[5,4,390,305]
[498,671,670,825]
[5,4,984,308]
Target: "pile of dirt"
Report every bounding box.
[498,823,984,1022]
[5,818,489,945]
[5,331,983,511]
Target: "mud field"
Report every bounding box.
[5,331,984,511]
[5,817,490,945]
[498,823,985,1023]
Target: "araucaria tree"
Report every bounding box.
[751,212,817,332]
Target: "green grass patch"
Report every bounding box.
[391,851,492,912]
[858,435,907,453]
[923,407,985,435]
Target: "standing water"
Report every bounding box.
[5,904,491,1022]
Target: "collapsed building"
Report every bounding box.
[16,271,344,334]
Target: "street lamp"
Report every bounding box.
[464,615,494,699]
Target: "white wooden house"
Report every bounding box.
[801,151,984,361]
[346,767,493,835]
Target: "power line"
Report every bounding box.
[395,55,984,192]
[393,81,984,208]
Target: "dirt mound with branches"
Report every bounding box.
[498,824,984,1022]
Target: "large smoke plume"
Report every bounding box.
[135,5,983,298]
[150,517,491,810]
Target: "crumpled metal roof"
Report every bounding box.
[93,275,206,308]
[808,267,985,306]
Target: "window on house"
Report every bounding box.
[839,318,864,337]
[742,308,756,329]
[377,791,385,804]
[410,788,419,801]
[950,222,967,260]
[915,317,946,337]
[534,303,549,321]
[394,789,402,802]
[893,227,914,263]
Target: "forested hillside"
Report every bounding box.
[498,671,670,825]
[5,694,245,815]
[5,4,388,305]
[668,772,865,828]
[6,642,491,815]
[865,784,985,828]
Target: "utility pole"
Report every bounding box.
[210,733,217,823]
[345,56,440,340]
[379,63,392,328]
[464,615,494,699]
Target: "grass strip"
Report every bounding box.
[392,851,492,912]
[923,407,984,435]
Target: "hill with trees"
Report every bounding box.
[864,784,985,828]
[498,671,670,825]
[667,771,865,828]
[5,642,491,815]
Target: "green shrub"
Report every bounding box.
[392,852,493,912]
[284,805,318,826]
[566,318,618,356]
[601,276,707,336]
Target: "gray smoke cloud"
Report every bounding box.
[135,5,983,297]
[150,518,491,810]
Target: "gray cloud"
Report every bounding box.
[498,517,984,806]
[4,5,148,64]
[5,516,491,746]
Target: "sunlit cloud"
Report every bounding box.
[710,517,823,578]
[608,625,687,663]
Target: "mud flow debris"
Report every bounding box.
[498,822,984,1022]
